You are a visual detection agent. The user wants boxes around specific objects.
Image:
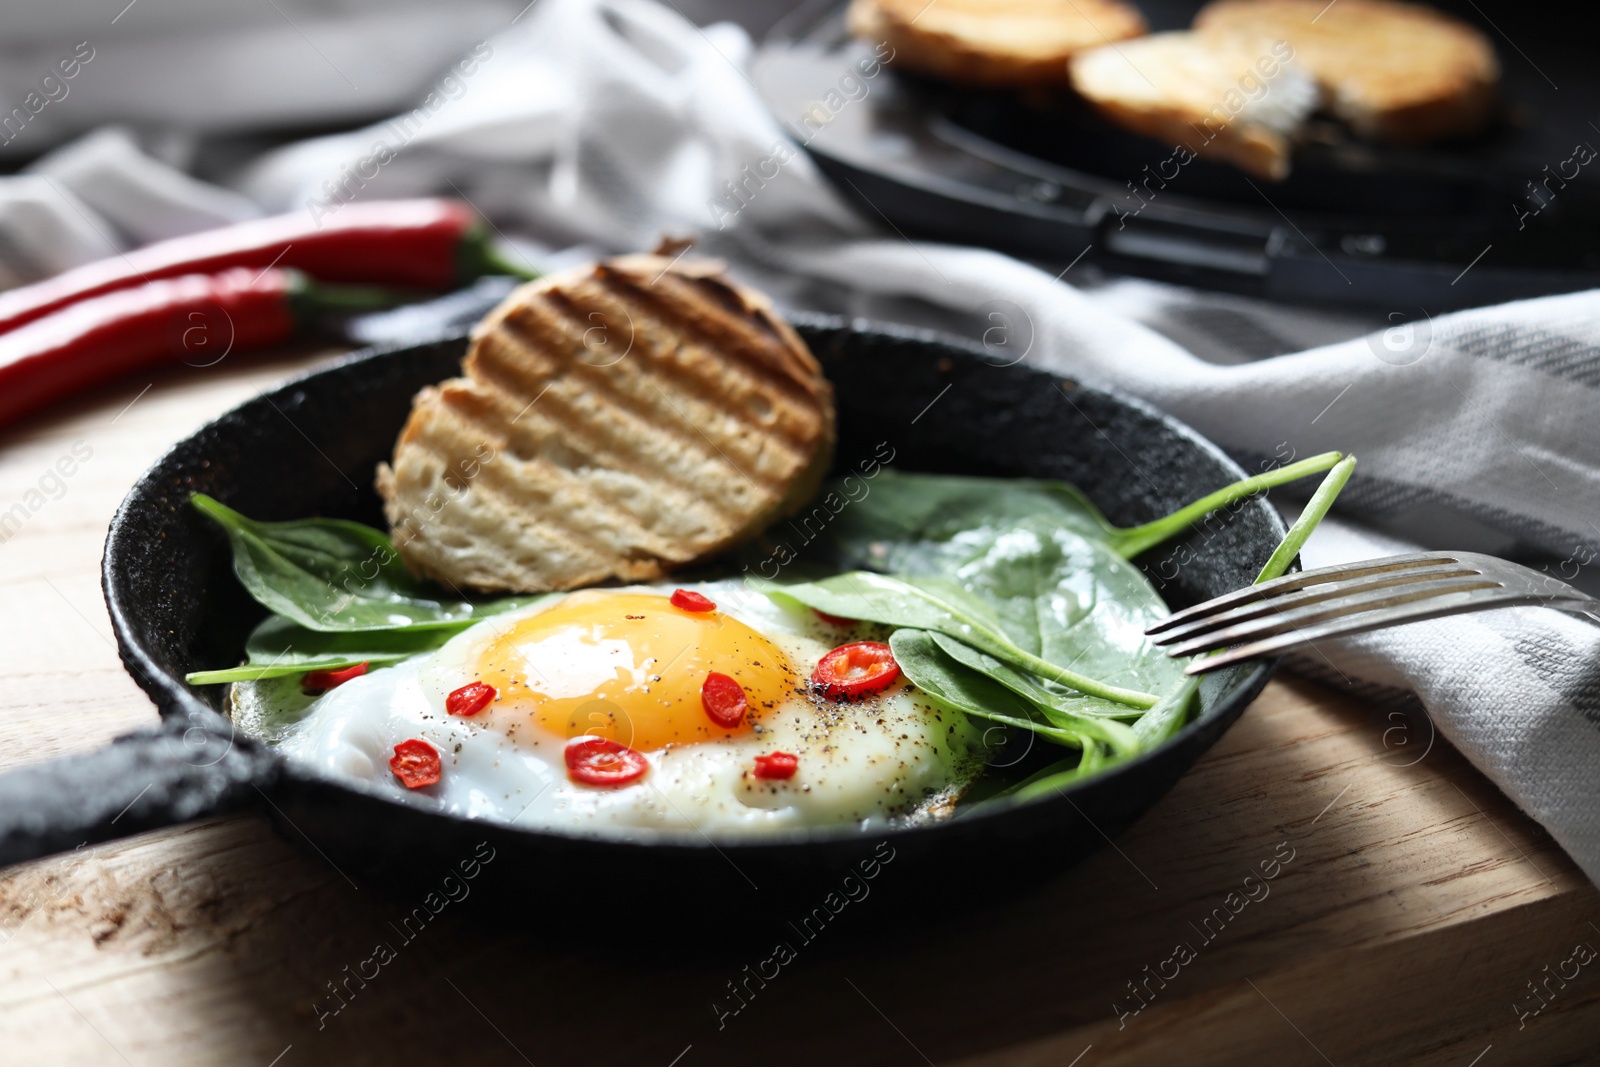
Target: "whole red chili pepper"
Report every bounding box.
[0,267,399,429]
[0,199,530,336]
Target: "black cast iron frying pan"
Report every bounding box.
[0,317,1285,924]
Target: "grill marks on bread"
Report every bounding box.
[378,255,835,592]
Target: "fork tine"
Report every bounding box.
[1146,552,1467,635]
[1161,576,1501,658]
[1181,588,1556,674]
[1148,566,1484,646]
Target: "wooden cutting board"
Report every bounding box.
[2,346,1598,1066]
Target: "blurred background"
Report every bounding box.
[0,0,790,166]
[0,0,1561,161]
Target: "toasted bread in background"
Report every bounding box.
[1070,32,1317,179]
[848,0,1147,88]
[377,255,836,593]
[1195,0,1499,143]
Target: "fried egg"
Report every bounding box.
[254,579,990,838]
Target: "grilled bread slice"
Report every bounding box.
[1070,32,1317,179]
[847,0,1147,88]
[1194,0,1498,143]
[376,255,835,593]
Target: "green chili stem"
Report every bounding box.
[458,226,540,281]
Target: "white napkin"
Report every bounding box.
[3,0,1597,885]
[26,128,261,246]
[0,176,112,288]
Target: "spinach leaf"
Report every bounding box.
[970,455,1361,799]
[191,493,542,633]
[820,471,1121,565]
[889,630,1138,755]
[985,751,1105,804]
[971,679,1200,805]
[821,452,1344,562]
[750,571,1159,708]
[890,520,1186,701]
[1253,455,1357,584]
[758,454,1355,795]
[754,510,1189,713]
[1132,676,1202,746]
[185,614,464,684]
[1108,451,1345,558]
[927,633,1144,722]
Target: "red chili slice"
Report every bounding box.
[670,588,716,612]
[390,738,441,789]
[752,752,799,780]
[701,671,749,729]
[565,737,649,787]
[813,608,856,627]
[303,661,368,693]
[811,641,901,700]
[446,681,496,717]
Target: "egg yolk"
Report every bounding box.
[474,592,797,751]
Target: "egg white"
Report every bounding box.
[252,579,990,839]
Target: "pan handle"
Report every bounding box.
[0,709,275,867]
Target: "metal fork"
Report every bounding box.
[1147,551,1600,675]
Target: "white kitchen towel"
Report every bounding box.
[3,0,1598,885]
[27,128,262,246]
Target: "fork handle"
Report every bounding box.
[1184,591,1598,674]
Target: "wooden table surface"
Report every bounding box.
[2,345,1599,1067]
